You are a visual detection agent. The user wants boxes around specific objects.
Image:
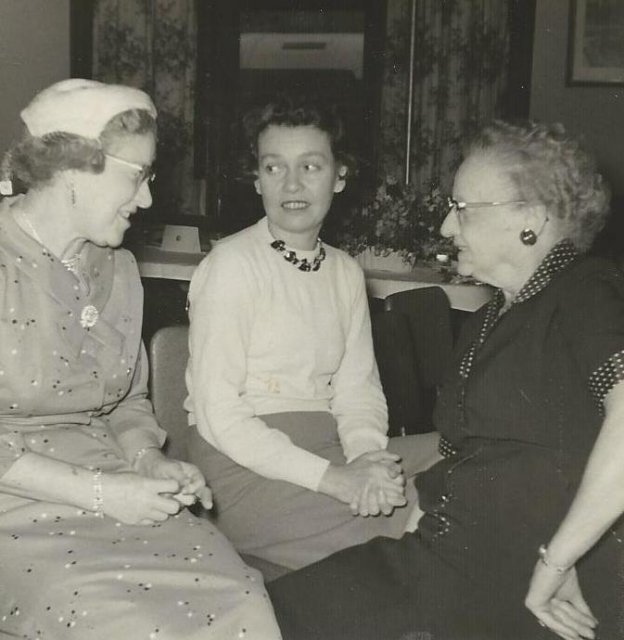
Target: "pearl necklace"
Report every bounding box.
[270,238,326,272]
[18,209,44,246]
[61,255,81,274]
[18,210,80,273]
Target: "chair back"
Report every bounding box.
[371,287,453,435]
[147,324,293,581]
[384,286,454,386]
[148,325,190,461]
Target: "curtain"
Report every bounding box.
[89,0,512,218]
[92,0,198,217]
[380,0,511,193]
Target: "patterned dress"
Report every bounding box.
[268,242,624,640]
[0,198,281,640]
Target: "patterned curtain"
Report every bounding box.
[92,0,198,217]
[380,0,511,193]
[89,0,511,219]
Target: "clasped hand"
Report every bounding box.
[101,450,212,526]
[525,562,598,640]
[321,450,407,517]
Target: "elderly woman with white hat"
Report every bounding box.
[0,79,281,640]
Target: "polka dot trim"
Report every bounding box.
[459,240,578,382]
[438,435,458,458]
[514,241,578,305]
[459,290,505,380]
[451,241,579,457]
[589,349,624,410]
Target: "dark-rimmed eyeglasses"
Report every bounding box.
[447,196,527,223]
[105,153,156,186]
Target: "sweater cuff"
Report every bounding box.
[250,448,331,492]
[342,432,388,463]
[307,457,332,492]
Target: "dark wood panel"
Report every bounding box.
[195,0,387,234]
[504,0,537,120]
[69,0,94,79]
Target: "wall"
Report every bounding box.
[0,0,70,160]
[530,0,624,195]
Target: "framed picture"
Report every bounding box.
[568,0,624,85]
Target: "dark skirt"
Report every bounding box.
[267,442,624,640]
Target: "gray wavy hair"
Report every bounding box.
[2,108,156,191]
[465,120,610,252]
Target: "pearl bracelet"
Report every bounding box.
[132,446,159,466]
[538,544,571,574]
[92,468,104,518]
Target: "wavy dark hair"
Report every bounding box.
[3,109,156,190]
[465,120,610,252]
[239,93,356,181]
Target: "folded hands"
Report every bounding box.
[100,449,213,526]
[319,450,407,517]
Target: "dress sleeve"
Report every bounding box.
[558,265,624,410]
[330,263,389,461]
[103,252,166,461]
[104,341,167,462]
[187,247,330,491]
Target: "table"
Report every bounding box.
[364,266,492,312]
[136,248,491,312]
[136,246,205,281]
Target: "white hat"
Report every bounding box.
[20,78,157,139]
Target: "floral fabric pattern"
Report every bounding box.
[90,0,511,228]
[92,0,198,216]
[380,0,511,192]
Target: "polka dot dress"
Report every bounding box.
[0,504,280,639]
[0,203,281,640]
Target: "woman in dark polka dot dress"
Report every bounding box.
[267,121,624,640]
[0,80,280,639]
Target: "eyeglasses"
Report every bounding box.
[105,153,156,186]
[447,196,527,222]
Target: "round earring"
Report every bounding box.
[520,229,537,246]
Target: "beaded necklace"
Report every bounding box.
[15,208,96,326]
[17,209,81,274]
[18,209,45,246]
[61,255,81,274]
[270,238,326,272]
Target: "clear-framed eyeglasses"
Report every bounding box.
[105,153,156,187]
[446,196,527,224]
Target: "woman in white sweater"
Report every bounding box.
[185,95,439,572]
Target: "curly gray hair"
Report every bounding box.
[465,120,610,252]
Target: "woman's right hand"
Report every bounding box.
[525,562,597,640]
[101,472,184,525]
[318,451,406,516]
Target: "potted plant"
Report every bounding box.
[333,177,454,273]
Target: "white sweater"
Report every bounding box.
[184,217,389,491]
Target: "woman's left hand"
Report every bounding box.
[134,449,213,510]
[354,483,406,517]
[525,562,597,640]
[348,451,406,517]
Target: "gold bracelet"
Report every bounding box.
[538,544,571,574]
[92,468,104,518]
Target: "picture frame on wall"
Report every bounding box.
[568,0,624,85]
